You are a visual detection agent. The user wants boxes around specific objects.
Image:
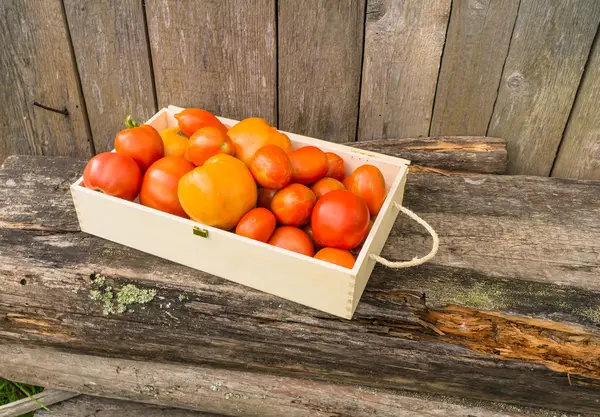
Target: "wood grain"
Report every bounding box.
[552,33,600,180]
[430,0,520,136]
[487,0,600,175]
[0,389,77,417]
[0,0,91,157]
[2,156,600,414]
[278,0,365,142]
[358,0,451,140]
[63,0,156,153]
[146,0,277,125]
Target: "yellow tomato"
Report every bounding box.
[227,117,292,166]
[159,127,188,158]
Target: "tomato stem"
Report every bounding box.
[125,114,140,129]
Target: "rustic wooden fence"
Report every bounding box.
[1,0,599,179]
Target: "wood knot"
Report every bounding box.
[506,73,525,91]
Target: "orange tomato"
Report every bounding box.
[343,165,387,217]
[175,108,228,136]
[289,146,328,185]
[235,208,276,243]
[257,188,277,209]
[140,156,195,217]
[227,117,292,166]
[82,152,142,201]
[187,126,235,166]
[249,144,293,189]
[303,224,321,250]
[271,183,316,226]
[311,190,370,250]
[178,154,257,230]
[310,177,345,199]
[115,116,164,172]
[314,248,356,269]
[325,152,345,181]
[159,127,189,157]
[268,226,314,257]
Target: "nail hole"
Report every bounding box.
[20,279,26,285]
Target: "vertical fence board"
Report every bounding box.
[487,0,600,176]
[358,0,451,141]
[146,0,277,125]
[552,33,600,180]
[430,0,519,136]
[278,0,365,142]
[0,0,91,157]
[64,0,156,153]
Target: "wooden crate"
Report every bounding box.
[69,105,410,319]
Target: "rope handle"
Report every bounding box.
[369,203,439,268]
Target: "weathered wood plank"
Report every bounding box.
[0,389,77,417]
[358,0,451,140]
[0,0,91,157]
[1,156,600,413]
[146,0,277,125]
[430,0,519,136]
[552,33,600,180]
[278,0,365,142]
[63,0,156,153]
[487,0,600,175]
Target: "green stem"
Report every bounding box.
[125,114,140,128]
[12,381,49,411]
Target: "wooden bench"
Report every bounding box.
[1,137,599,416]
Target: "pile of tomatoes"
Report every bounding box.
[82,108,388,269]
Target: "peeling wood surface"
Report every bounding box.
[1,156,600,414]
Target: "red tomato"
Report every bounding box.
[257,188,277,209]
[289,146,328,185]
[235,208,276,243]
[325,152,345,181]
[271,183,316,226]
[310,177,345,199]
[314,248,356,269]
[82,152,142,201]
[114,116,164,172]
[140,156,195,217]
[311,190,370,250]
[268,226,314,257]
[343,165,387,217]
[186,126,235,166]
[249,144,293,189]
[303,224,321,250]
[175,108,228,136]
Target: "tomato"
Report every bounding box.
[82,152,142,201]
[115,116,164,172]
[271,183,316,226]
[314,248,355,269]
[159,127,188,157]
[235,207,276,242]
[310,177,345,199]
[289,146,328,185]
[175,108,228,136]
[257,188,277,209]
[311,190,370,249]
[343,164,387,217]
[186,126,235,166]
[139,156,195,217]
[303,224,321,250]
[227,117,292,166]
[325,152,345,181]
[249,144,293,189]
[268,226,314,257]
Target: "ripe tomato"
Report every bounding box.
[227,117,292,166]
[175,108,228,136]
[314,248,356,269]
[257,188,277,209]
[249,144,293,189]
[186,126,235,166]
[310,177,345,199]
[159,127,188,157]
[303,224,321,250]
[235,208,276,242]
[139,156,195,217]
[82,152,142,201]
[271,183,316,226]
[268,226,314,257]
[115,116,164,172]
[289,146,328,185]
[325,152,345,181]
[343,165,387,217]
[311,190,369,250]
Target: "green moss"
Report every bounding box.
[582,306,600,323]
[178,294,188,302]
[88,274,156,315]
[116,284,156,314]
